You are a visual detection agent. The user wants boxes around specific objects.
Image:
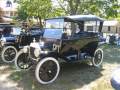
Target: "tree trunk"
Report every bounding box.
[68,0,81,34]
[38,16,43,28]
[0,17,4,23]
[0,7,4,23]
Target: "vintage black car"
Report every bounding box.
[15,15,104,84]
[0,24,43,63]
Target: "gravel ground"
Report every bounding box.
[0,45,120,90]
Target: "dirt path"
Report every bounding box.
[0,45,119,90]
[0,65,19,90]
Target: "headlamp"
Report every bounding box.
[23,46,28,53]
[34,48,40,58]
[0,37,6,46]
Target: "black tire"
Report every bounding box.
[92,48,103,67]
[1,46,17,63]
[15,49,33,71]
[35,57,60,84]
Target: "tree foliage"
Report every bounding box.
[17,0,120,24]
[17,0,52,27]
[17,7,28,21]
[57,0,120,19]
[17,0,66,27]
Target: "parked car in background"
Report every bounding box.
[0,23,43,63]
[0,23,17,50]
[111,67,120,90]
[15,15,104,84]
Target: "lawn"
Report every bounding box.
[0,44,120,90]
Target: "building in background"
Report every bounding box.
[0,0,18,22]
[85,20,120,34]
[102,21,120,34]
[85,20,120,44]
[0,0,18,17]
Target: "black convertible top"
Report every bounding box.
[45,15,104,22]
[67,15,104,22]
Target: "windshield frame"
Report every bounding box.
[43,18,64,39]
[45,18,64,29]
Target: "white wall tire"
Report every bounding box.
[1,46,17,63]
[35,57,60,84]
[92,48,103,67]
[15,49,32,71]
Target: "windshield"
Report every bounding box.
[45,19,64,29]
[11,27,21,35]
[44,19,64,39]
[43,28,63,39]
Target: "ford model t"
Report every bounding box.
[15,15,104,84]
[0,24,43,63]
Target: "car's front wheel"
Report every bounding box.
[92,48,103,67]
[35,57,60,84]
[15,49,33,70]
[1,46,17,63]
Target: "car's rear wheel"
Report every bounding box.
[35,57,60,84]
[92,48,103,67]
[15,50,33,70]
[1,46,17,63]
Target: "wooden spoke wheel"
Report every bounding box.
[15,50,33,70]
[35,57,60,84]
[92,48,103,67]
[1,46,17,63]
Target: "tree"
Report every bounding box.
[17,7,29,21]
[56,0,80,15]
[18,0,52,28]
[18,0,66,27]
[56,0,120,18]
[84,0,120,19]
